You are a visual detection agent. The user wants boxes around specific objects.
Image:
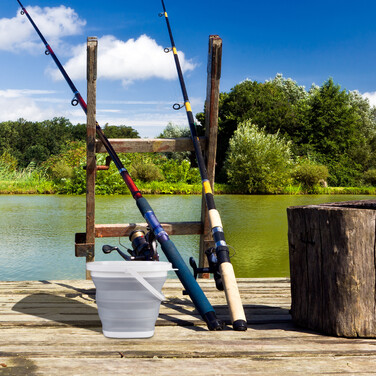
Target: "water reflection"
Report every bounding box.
[0,194,374,280]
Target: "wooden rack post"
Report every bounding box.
[199,35,222,274]
[85,37,97,278]
[75,36,222,280]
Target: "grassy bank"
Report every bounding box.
[1,161,376,195]
[282,184,376,195]
[0,180,233,195]
[1,178,376,195]
[0,168,54,194]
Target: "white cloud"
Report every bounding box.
[0,89,84,123]
[49,34,196,85]
[0,5,86,53]
[0,89,56,98]
[0,96,56,122]
[362,91,376,107]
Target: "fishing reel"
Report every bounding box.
[102,228,159,261]
[188,247,223,291]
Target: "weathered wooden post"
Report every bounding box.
[85,37,97,279]
[288,200,376,337]
[199,35,222,273]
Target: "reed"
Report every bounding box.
[0,164,54,194]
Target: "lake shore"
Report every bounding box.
[1,179,376,195]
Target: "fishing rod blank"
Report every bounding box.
[159,0,247,331]
[16,0,223,331]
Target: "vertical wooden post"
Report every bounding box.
[199,35,222,273]
[85,37,98,279]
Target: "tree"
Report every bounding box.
[0,118,140,168]
[347,90,376,169]
[158,122,192,162]
[292,158,329,189]
[196,75,376,187]
[225,120,293,193]
[68,123,87,141]
[0,117,75,167]
[303,78,369,185]
[198,74,306,181]
[103,124,139,138]
[267,73,308,103]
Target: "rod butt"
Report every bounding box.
[233,319,247,331]
[204,311,224,331]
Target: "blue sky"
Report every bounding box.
[1,0,376,137]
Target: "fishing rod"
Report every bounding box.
[159,0,247,331]
[16,0,223,331]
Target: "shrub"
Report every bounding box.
[363,168,376,186]
[129,156,164,182]
[292,160,329,189]
[158,123,191,161]
[160,159,200,183]
[0,151,18,172]
[224,120,293,193]
[49,160,74,181]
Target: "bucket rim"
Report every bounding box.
[86,260,173,272]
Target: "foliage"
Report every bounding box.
[42,141,86,183]
[285,79,376,185]
[292,159,329,189]
[0,159,54,194]
[197,74,307,180]
[0,151,18,171]
[129,155,164,182]
[304,79,362,157]
[266,73,308,103]
[363,169,376,186]
[324,156,363,187]
[44,146,203,194]
[0,118,139,168]
[102,124,140,138]
[158,122,192,162]
[160,159,200,183]
[158,122,190,138]
[0,117,74,167]
[3,74,376,194]
[198,74,376,187]
[225,121,293,193]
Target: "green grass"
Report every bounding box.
[0,165,55,194]
[0,180,54,194]
[1,165,376,196]
[281,185,376,195]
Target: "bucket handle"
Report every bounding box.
[126,269,166,302]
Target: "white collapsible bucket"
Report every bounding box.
[86,261,173,338]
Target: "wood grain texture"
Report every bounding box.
[95,137,207,153]
[2,278,376,375]
[95,222,203,237]
[85,37,97,277]
[199,36,222,267]
[288,200,376,337]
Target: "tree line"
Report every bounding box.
[197,74,376,190]
[0,118,139,167]
[1,74,376,193]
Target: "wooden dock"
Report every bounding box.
[1,278,375,375]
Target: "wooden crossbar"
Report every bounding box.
[96,137,206,153]
[95,222,203,238]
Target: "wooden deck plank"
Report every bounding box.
[1,278,376,375]
[2,357,376,376]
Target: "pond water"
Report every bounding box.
[0,194,374,281]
